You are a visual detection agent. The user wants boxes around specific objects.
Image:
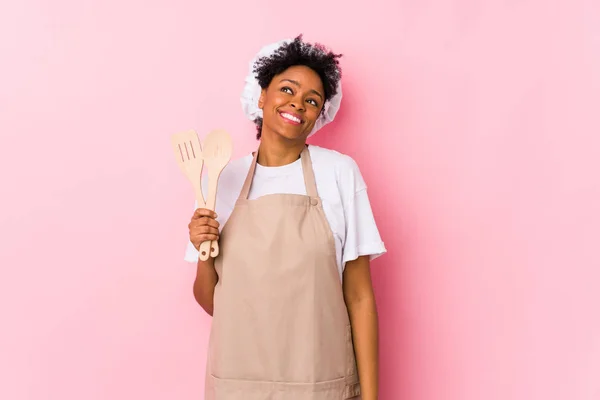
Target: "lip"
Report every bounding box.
[278,110,304,125]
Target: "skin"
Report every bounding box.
[256,65,324,166]
[189,65,379,399]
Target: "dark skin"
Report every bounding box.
[256,65,324,166]
[190,65,379,400]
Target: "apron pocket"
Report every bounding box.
[207,374,347,400]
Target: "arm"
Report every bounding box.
[193,257,218,316]
[343,255,379,400]
[188,208,220,316]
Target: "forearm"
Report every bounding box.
[193,257,218,316]
[347,297,379,400]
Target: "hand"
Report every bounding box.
[188,208,220,251]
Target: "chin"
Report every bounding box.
[266,124,309,141]
[279,130,307,141]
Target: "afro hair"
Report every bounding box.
[251,35,342,139]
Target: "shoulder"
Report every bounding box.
[309,145,367,193]
[309,145,358,167]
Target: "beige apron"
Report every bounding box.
[204,146,360,400]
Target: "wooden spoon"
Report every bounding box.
[170,130,218,258]
[198,129,233,261]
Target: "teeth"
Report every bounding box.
[281,113,301,123]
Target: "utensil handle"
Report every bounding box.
[210,241,219,257]
[198,233,219,260]
[198,240,213,261]
[198,238,218,260]
[194,183,218,260]
[199,169,221,260]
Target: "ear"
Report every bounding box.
[258,89,266,109]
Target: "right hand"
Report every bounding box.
[188,208,220,251]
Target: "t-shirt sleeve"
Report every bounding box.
[340,156,387,265]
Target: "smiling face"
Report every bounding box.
[258,65,325,142]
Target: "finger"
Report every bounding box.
[198,225,220,235]
[190,225,220,236]
[189,219,219,232]
[192,208,218,220]
[191,233,220,241]
[191,234,219,248]
[190,217,219,230]
[199,217,220,229]
[191,237,219,248]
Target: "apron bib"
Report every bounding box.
[205,146,360,400]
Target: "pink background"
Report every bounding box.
[1,1,599,399]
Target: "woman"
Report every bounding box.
[184,35,386,400]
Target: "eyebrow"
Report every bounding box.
[279,79,324,101]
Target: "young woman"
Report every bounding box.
[184,35,386,400]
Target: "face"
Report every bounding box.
[258,65,325,141]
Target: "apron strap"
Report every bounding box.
[238,145,319,200]
[239,149,259,200]
[300,146,318,198]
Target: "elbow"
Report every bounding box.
[345,292,377,312]
[202,305,214,317]
[193,283,214,317]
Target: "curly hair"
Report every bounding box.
[251,35,343,139]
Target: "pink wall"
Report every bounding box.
[1,1,599,399]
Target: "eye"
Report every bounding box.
[281,86,293,94]
[307,99,319,107]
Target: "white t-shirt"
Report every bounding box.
[184,145,386,280]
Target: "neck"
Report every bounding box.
[257,131,307,167]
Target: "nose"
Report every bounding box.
[290,103,305,112]
[289,97,305,112]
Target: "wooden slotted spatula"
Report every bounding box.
[170,130,219,259]
[198,129,233,261]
